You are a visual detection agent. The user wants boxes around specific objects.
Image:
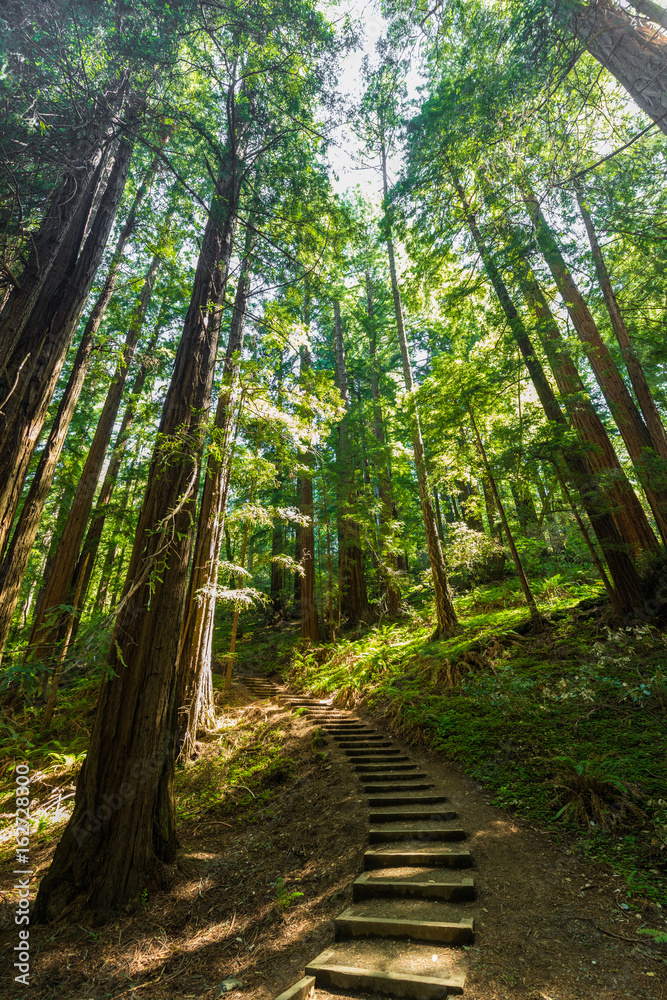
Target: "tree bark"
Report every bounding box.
[0,134,134,554]
[27,249,162,679]
[451,168,645,612]
[333,299,370,626]
[68,303,169,643]
[571,0,667,134]
[366,273,401,614]
[518,262,657,553]
[0,149,167,654]
[0,334,96,659]
[33,131,242,921]
[381,144,457,638]
[0,89,127,368]
[575,182,667,461]
[522,185,667,543]
[469,409,542,624]
[177,253,251,759]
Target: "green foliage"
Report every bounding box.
[286,581,667,902]
[273,877,304,913]
[549,756,645,830]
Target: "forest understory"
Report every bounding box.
[2,584,667,999]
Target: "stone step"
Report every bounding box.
[362,772,429,783]
[368,826,466,844]
[306,946,465,998]
[367,793,448,806]
[349,755,410,765]
[344,747,401,756]
[342,734,394,750]
[334,907,474,945]
[369,807,457,822]
[355,762,417,772]
[329,733,378,740]
[282,697,331,706]
[323,725,373,732]
[363,781,436,793]
[353,872,475,903]
[364,847,473,870]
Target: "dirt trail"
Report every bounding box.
[269,686,666,1000]
[1,679,664,1000]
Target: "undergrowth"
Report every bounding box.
[281,577,667,904]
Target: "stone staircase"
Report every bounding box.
[275,702,476,1000]
[242,676,283,699]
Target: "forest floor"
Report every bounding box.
[1,574,667,999]
[0,675,368,1000]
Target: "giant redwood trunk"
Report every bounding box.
[575,183,667,462]
[332,299,370,626]
[0,101,120,369]
[177,255,251,759]
[382,148,457,638]
[366,274,401,613]
[28,250,161,678]
[67,306,168,645]
[0,135,134,556]
[523,186,667,543]
[0,332,96,660]
[451,170,645,612]
[570,0,667,135]
[0,148,163,643]
[33,138,241,922]
[298,331,320,642]
[518,263,658,554]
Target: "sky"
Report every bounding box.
[321,0,423,201]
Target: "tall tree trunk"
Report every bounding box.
[293,480,303,614]
[522,185,667,543]
[571,0,667,134]
[450,168,645,613]
[517,262,657,554]
[94,478,132,615]
[469,409,541,624]
[27,249,162,679]
[0,134,134,554]
[0,157,166,654]
[366,273,401,614]
[332,299,370,626]
[33,130,242,921]
[177,252,251,760]
[223,507,253,694]
[270,519,285,617]
[68,303,168,644]
[381,142,457,638]
[298,289,320,643]
[575,182,667,460]
[0,86,128,367]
